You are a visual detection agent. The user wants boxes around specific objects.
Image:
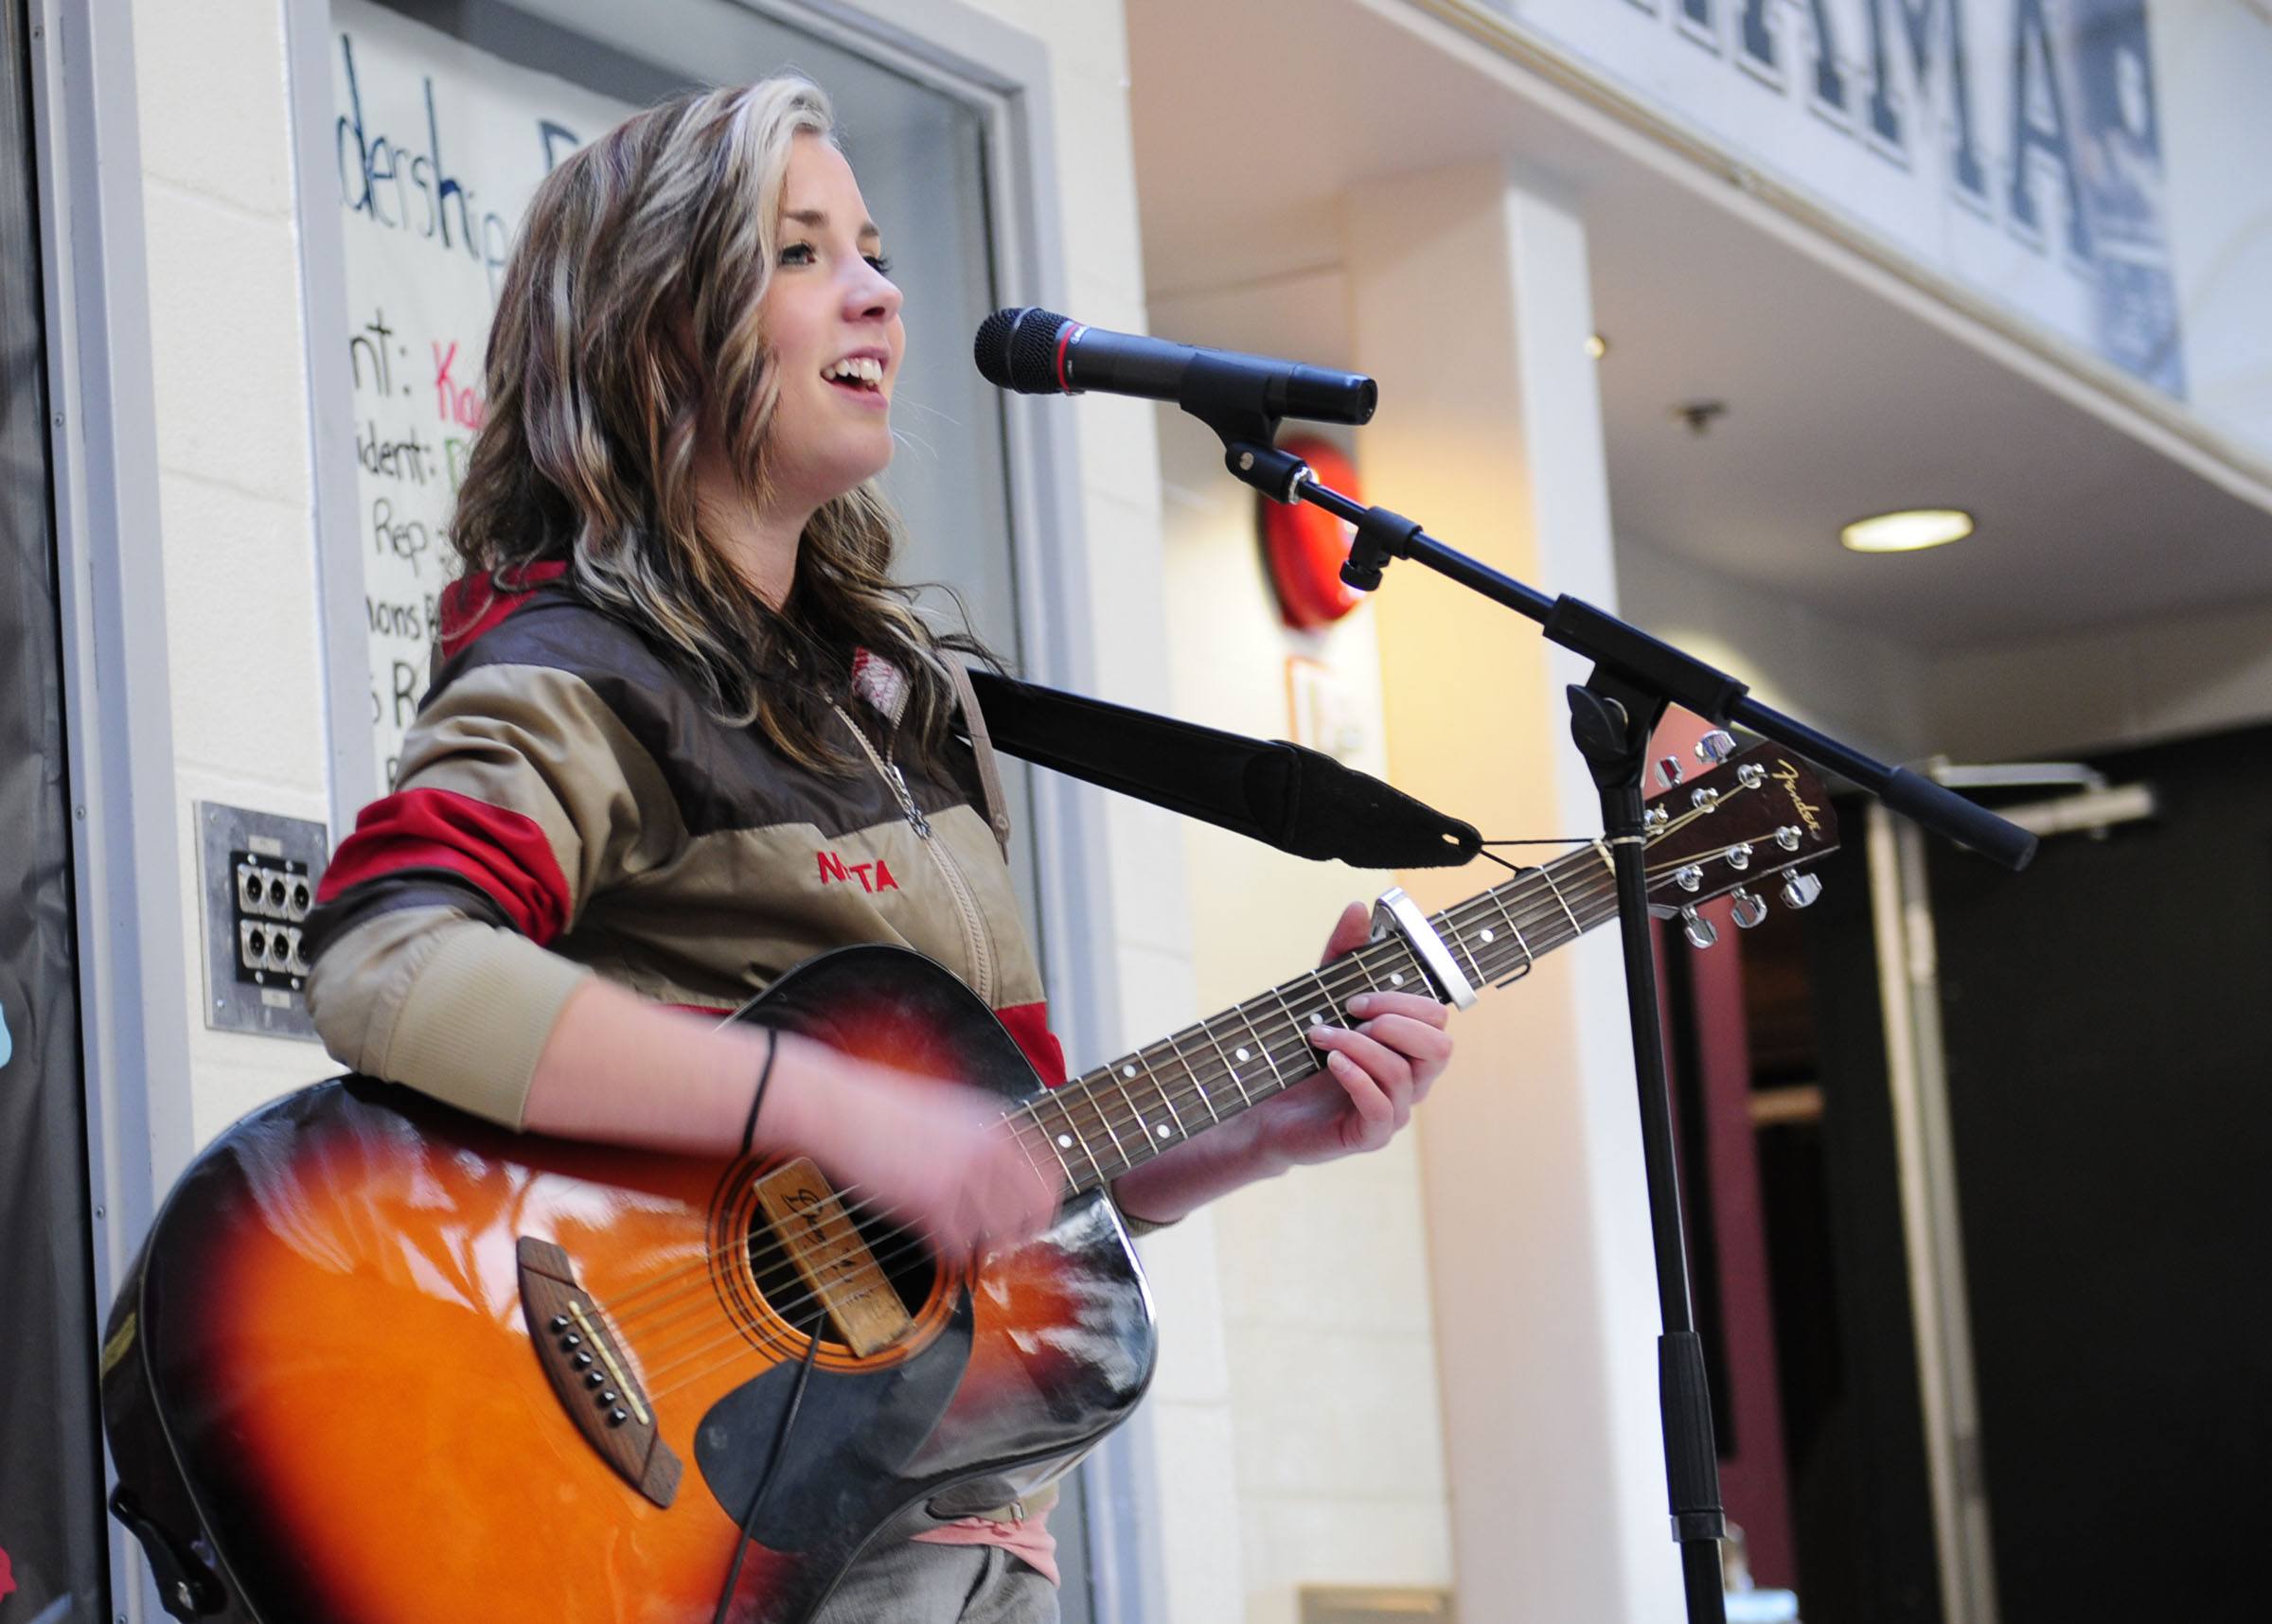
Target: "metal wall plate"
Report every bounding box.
[198,801,330,1040]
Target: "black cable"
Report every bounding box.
[740,1028,780,1157]
[711,1306,828,1624]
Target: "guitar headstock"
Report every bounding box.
[1642,735,1839,946]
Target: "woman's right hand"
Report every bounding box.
[771,1035,1062,1261]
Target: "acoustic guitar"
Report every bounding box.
[100,743,1834,1623]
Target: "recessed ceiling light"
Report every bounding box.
[1586,333,1608,360]
[1840,508,1974,553]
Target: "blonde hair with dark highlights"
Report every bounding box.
[450,76,988,774]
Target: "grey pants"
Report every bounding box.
[809,1541,1057,1624]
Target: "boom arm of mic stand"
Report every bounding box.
[1229,453,2037,873]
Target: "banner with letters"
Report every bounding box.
[1468,0,2187,397]
[331,0,636,787]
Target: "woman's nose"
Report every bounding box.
[846,261,902,322]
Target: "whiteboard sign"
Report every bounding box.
[330,0,636,786]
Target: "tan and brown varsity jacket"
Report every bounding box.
[305,564,1065,1126]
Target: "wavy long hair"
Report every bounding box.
[449,76,990,774]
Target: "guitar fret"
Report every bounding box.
[1484,888,1535,982]
[1177,1023,1250,1108]
[1054,1092,1112,1188]
[1264,982,1310,1074]
[1105,1063,1159,1156]
[1087,1086,1133,1170]
[1153,1040,1220,1126]
[1010,1103,1067,1190]
[1538,861,1584,939]
[1446,928,1486,992]
[1238,997,1292,1090]
[1148,1061,1191,1141]
[1196,1018,1251,1107]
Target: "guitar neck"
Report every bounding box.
[1010,842,1622,1196]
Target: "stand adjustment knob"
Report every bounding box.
[1781,873,1823,909]
[1695,730,1737,764]
[1678,905,1717,950]
[1730,888,1768,928]
[1655,755,1684,790]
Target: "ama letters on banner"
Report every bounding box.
[1520,0,2185,396]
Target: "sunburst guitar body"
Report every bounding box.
[102,945,1155,1624]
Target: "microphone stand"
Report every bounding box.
[1194,413,2034,1624]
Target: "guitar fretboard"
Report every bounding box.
[1007,842,1623,1194]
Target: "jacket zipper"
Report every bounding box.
[830,703,995,1005]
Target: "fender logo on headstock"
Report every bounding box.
[1771,759,1824,838]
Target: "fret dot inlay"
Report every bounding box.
[1122,1064,1136,1079]
[1155,1123,1171,1139]
[1235,1047,1250,1062]
[1480,927,1496,943]
[1056,1134,1073,1149]
[1391,973,1405,986]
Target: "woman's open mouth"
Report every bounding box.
[823,356,885,395]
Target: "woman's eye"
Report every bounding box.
[778,241,816,266]
[865,255,894,275]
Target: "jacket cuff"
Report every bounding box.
[1108,1180,1181,1238]
[381,927,594,1128]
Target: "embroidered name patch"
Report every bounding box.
[816,850,898,893]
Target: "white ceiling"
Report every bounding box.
[1124,0,2272,653]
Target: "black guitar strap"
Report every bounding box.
[960,668,1480,870]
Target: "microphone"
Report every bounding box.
[974,307,1376,427]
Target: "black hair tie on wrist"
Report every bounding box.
[739,1027,779,1157]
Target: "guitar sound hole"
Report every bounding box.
[744,1208,933,1348]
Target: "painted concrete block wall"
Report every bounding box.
[1149,271,1456,1620]
[131,0,338,1145]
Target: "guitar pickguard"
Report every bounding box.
[693,1287,974,1551]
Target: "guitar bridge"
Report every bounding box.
[518,1237,681,1508]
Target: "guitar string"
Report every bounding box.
[607,845,1617,1340]
[629,868,1628,1398]
[604,784,1755,1329]
[628,837,1807,1398]
[635,826,1794,1401]
[616,792,1763,1338]
[614,812,1788,1386]
[609,798,1779,1370]
[597,792,1781,1372]
[622,868,1622,1387]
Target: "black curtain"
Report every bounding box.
[0,0,107,1615]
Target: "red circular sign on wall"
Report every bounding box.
[1261,437,1367,630]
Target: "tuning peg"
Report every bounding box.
[1673,864,1703,892]
[1774,825,1802,851]
[1691,786,1720,812]
[1645,805,1671,830]
[1695,730,1738,764]
[1679,905,1717,949]
[1731,888,1768,928]
[1656,754,1684,790]
[1736,762,1766,789]
[1780,873,1823,909]
[1726,842,1752,872]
